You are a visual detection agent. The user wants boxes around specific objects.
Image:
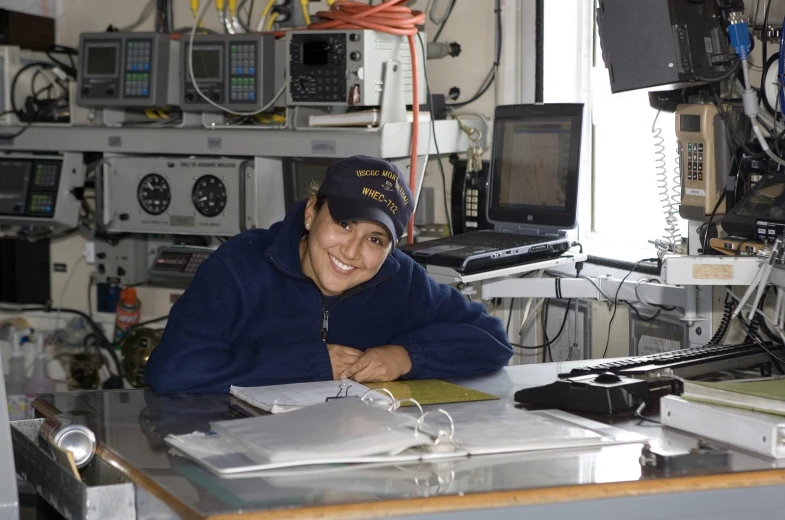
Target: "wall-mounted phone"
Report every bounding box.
[676,103,742,220]
[450,157,492,234]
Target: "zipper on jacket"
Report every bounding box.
[320,302,329,343]
[316,268,398,343]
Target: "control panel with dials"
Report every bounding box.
[286,29,426,106]
[0,153,85,228]
[97,156,286,236]
[98,156,243,235]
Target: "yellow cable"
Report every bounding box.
[216,0,225,12]
[265,11,279,30]
[327,0,336,5]
[258,0,276,30]
[299,0,311,25]
[190,0,205,27]
[228,0,237,18]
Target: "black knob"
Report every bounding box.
[350,51,361,61]
[211,93,220,101]
[117,267,126,276]
[185,93,194,102]
[106,86,115,95]
[80,86,90,96]
[119,213,129,221]
[349,33,360,42]
[96,252,107,260]
[98,264,106,274]
[12,204,21,213]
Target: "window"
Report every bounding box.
[531,0,687,260]
[590,32,686,257]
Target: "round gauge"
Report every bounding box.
[192,175,227,217]
[137,173,171,215]
[761,53,782,118]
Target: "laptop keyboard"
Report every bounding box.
[447,231,545,249]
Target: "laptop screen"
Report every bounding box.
[488,104,583,229]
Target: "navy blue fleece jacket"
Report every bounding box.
[145,200,513,394]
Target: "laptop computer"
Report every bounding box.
[401,103,583,273]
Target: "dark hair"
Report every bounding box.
[314,195,326,211]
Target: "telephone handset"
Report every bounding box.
[676,103,740,220]
[450,157,492,234]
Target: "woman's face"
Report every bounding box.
[301,197,393,296]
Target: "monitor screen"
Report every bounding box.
[497,118,572,211]
[302,41,330,66]
[680,114,701,133]
[0,161,30,192]
[283,159,333,209]
[192,47,222,81]
[86,44,118,77]
[488,104,583,229]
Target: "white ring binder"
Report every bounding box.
[415,409,458,452]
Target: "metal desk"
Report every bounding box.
[13,362,785,520]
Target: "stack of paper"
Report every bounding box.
[229,381,391,414]
[681,377,785,416]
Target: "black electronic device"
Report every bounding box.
[282,157,333,210]
[514,373,651,415]
[78,32,179,108]
[182,33,275,112]
[0,238,50,304]
[0,9,55,51]
[450,158,492,235]
[596,0,731,93]
[562,342,785,380]
[726,140,783,212]
[721,174,785,242]
[0,158,61,219]
[149,245,214,280]
[400,103,581,273]
[285,29,425,106]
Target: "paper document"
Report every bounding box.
[230,380,392,414]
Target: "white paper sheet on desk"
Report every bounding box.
[229,381,391,413]
[212,399,431,464]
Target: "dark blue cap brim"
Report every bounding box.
[325,195,399,244]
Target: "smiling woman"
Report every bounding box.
[144,155,513,394]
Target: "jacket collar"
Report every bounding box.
[265,199,401,286]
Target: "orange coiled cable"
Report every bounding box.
[309,0,425,245]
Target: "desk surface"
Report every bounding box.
[30,362,785,520]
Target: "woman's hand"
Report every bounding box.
[326,344,364,380]
[340,345,412,383]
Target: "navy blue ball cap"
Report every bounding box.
[317,155,415,243]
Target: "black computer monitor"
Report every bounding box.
[487,103,583,230]
[282,158,335,210]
